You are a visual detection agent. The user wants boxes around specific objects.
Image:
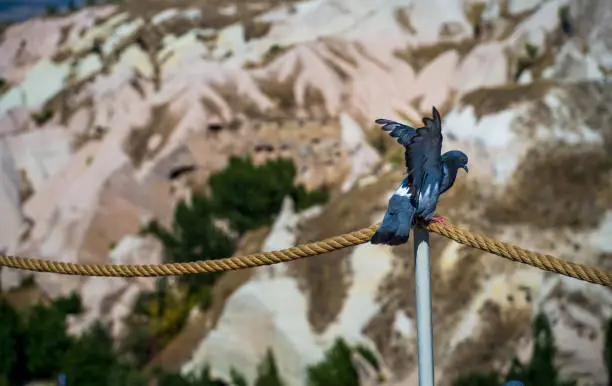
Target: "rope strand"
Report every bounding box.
[1,220,611,287]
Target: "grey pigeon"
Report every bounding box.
[370,150,468,245]
[370,107,468,245]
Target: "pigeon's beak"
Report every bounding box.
[462,165,469,174]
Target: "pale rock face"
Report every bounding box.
[261,197,299,255]
[554,42,605,82]
[5,126,73,192]
[1,0,612,384]
[536,273,612,384]
[414,50,460,111]
[68,276,129,335]
[0,139,26,292]
[452,42,508,93]
[66,275,145,340]
[585,212,612,254]
[448,268,544,350]
[321,243,394,343]
[0,140,23,254]
[443,105,527,184]
[0,106,32,136]
[340,113,380,192]
[0,60,70,117]
[557,0,612,80]
[184,197,324,386]
[507,0,541,15]
[507,0,570,50]
[0,5,116,82]
[185,199,395,386]
[405,0,472,44]
[109,234,164,290]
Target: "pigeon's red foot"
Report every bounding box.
[431,216,446,224]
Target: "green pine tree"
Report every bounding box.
[24,303,72,378]
[307,338,360,386]
[62,323,121,386]
[255,349,286,386]
[0,298,27,384]
[604,317,612,386]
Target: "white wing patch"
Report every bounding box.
[418,182,439,202]
[395,185,412,198]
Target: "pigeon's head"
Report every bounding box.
[442,150,469,174]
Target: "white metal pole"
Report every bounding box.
[414,225,434,386]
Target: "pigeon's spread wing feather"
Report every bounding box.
[375,119,418,147]
[406,107,444,220]
[376,108,444,221]
[370,180,416,245]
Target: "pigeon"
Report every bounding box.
[375,107,444,221]
[370,150,468,245]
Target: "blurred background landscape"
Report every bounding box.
[1,0,611,385]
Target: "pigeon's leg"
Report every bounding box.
[430,216,446,224]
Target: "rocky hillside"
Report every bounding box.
[1,0,611,385]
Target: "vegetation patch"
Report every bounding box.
[30,108,55,126]
[208,156,329,234]
[307,338,382,386]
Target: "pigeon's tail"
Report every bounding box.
[370,186,416,246]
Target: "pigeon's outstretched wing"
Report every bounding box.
[375,107,444,221]
[375,119,418,147]
[407,107,444,221]
[370,178,416,245]
[375,119,419,187]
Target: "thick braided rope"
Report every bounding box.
[1,220,611,287]
[424,220,612,287]
[0,225,378,278]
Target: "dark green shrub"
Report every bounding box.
[31,108,54,126]
[604,317,612,386]
[307,338,360,386]
[24,303,72,378]
[62,323,120,386]
[230,368,248,386]
[53,291,83,314]
[255,349,285,386]
[208,157,297,234]
[291,185,329,212]
[155,365,227,386]
[0,298,26,383]
[452,372,499,386]
[209,156,329,234]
